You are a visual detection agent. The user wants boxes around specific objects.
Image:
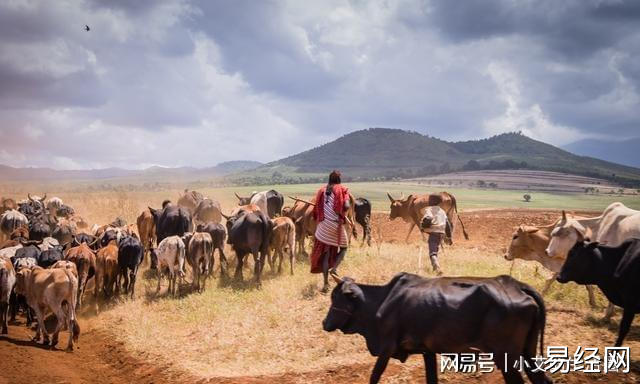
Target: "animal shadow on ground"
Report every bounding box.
[0,314,70,352]
[582,314,640,343]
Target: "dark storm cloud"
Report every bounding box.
[426,0,639,59]
[193,0,342,99]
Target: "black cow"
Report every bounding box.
[149,203,192,243]
[56,204,75,218]
[354,197,372,246]
[28,219,51,242]
[196,222,228,276]
[73,233,99,250]
[557,239,640,347]
[117,235,143,298]
[225,209,272,287]
[323,273,550,384]
[38,246,64,268]
[99,229,118,248]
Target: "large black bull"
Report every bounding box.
[558,239,640,347]
[149,203,193,243]
[323,273,550,384]
[224,208,272,287]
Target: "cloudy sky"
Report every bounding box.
[1,0,638,169]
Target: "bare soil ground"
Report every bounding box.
[2,208,639,384]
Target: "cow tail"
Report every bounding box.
[451,195,469,240]
[521,285,545,356]
[63,268,80,342]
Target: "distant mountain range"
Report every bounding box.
[562,138,640,168]
[0,160,263,182]
[3,129,640,187]
[245,128,640,186]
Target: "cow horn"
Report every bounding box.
[330,270,343,284]
[40,193,46,202]
[561,210,567,221]
[400,192,405,200]
[221,212,231,220]
[89,237,99,247]
[28,193,34,202]
[234,192,242,200]
[386,192,394,202]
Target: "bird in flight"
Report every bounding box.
[84,25,90,31]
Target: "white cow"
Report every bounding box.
[150,236,185,296]
[38,237,60,252]
[0,210,28,243]
[46,197,63,217]
[546,202,640,319]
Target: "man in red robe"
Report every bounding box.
[311,170,350,292]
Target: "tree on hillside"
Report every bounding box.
[523,194,531,202]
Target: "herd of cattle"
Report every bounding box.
[0,188,639,383]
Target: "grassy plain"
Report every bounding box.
[2,180,640,382]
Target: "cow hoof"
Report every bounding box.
[66,346,74,352]
[320,285,329,294]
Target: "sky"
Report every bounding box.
[0,0,638,170]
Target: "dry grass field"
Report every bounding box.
[1,183,640,383]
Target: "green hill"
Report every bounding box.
[234,128,640,186]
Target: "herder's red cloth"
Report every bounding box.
[310,184,350,273]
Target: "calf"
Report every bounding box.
[187,232,213,292]
[95,241,119,299]
[150,236,185,296]
[136,208,156,263]
[196,222,228,277]
[117,235,143,298]
[268,217,296,275]
[64,243,96,308]
[0,257,16,334]
[558,239,640,347]
[323,273,550,384]
[14,266,80,351]
[506,222,597,307]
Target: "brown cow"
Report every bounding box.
[268,217,296,275]
[64,243,96,308]
[387,191,468,244]
[186,232,213,292]
[285,194,357,257]
[1,197,17,215]
[14,266,79,351]
[177,189,204,214]
[505,220,597,308]
[136,208,156,262]
[51,260,78,277]
[95,241,119,299]
[0,257,16,334]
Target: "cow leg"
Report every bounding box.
[405,223,417,243]
[51,303,68,348]
[541,274,556,295]
[423,352,437,384]
[253,252,262,287]
[157,267,162,293]
[369,352,391,384]
[615,308,635,347]
[496,354,525,384]
[585,285,597,308]
[192,259,199,291]
[33,305,49,345]
[234,254,244,281]
[0,302,7,334]
[218,248,229,278]
[603,302,616,322]
[278,249,284,274]
[267,249,275,272]
[129,266,138,299]
[289,247,294,276]
[8,290,16,322]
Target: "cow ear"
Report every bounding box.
[341,281,365,301]
[587,241,599,249]
[526,227,539,234]
[406,194,413,202]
